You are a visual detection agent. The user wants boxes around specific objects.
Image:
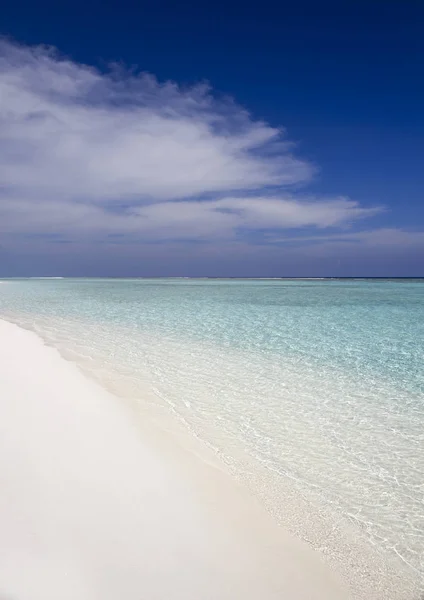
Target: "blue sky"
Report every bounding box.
[1,0,423,276]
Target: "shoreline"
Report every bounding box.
[0,318,347,600]
[0,313,420,600]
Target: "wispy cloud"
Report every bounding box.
[0,195,383,241]
[0,38,386,247]
[266,228,424,250]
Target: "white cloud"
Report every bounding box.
[0,39,383,243]
[267,228,424,247]
[0,39,311,201]
[0,195,382,241]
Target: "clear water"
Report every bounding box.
[1,278,423,593]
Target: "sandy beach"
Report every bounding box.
[0,318,347,600]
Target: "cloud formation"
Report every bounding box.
[1,195,382,241]
[0,38,384,246]
[0,39,311,201]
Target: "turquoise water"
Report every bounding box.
[1,278,423,593]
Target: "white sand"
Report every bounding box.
[0,318,347,600]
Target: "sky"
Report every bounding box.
[0,0,423,277]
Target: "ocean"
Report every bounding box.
[1,278,423,595]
